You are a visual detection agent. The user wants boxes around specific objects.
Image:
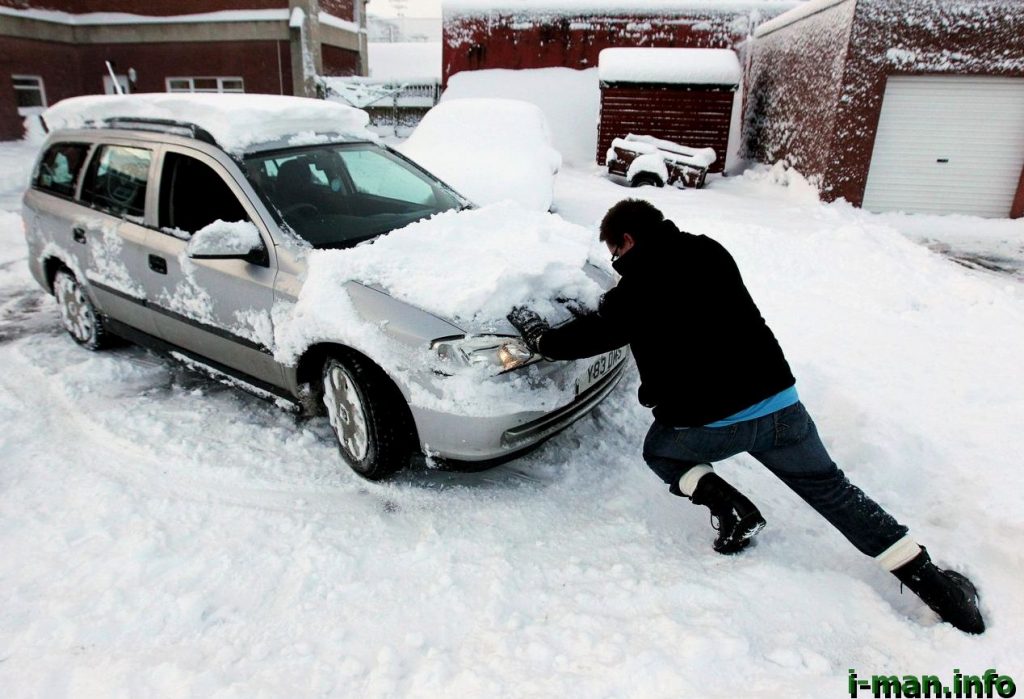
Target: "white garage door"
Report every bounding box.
[862,75,1024,217]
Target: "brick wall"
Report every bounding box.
[319,0,354,21]
[321,44,359,76]
[442,7,796,84]
[1,36,82,139]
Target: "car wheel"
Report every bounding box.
[321,354,415,480]
[53,269,110,350]
[631,173,664,188]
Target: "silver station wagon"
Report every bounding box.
[24,94,628,480]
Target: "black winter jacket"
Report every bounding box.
[539,219,795,426]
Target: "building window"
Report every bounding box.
[166,77,245,94]
[13,75,47,116]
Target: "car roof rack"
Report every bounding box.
[95,117,219,147]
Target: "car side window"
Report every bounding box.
[34,142,90,199]
[80,144,152,220]
[158,152,251,236]
[337,150,434,205]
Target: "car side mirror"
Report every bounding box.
[186,220,268,266]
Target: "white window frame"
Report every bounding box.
[12,75,47,117]
[165,77,245,94]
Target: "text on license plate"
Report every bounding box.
[576,348,626,395]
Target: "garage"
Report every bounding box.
[744,0,1024,218]
[862,75,1024,217]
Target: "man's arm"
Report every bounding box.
[510,284,632,361]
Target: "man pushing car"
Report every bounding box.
[507,198,985,634]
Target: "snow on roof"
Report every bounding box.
[753,0,850,37]
[42,94,374,154]
[0,5,364,34]
[0,5,289,26]
[598,48,741,85]
[445,0,802,16]
[368,42,442,82]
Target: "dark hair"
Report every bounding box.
[599,199,665,246]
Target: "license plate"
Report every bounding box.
[576,348,626,395]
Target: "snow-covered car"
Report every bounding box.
[397,98,563,211]
[24,94,626,480]
[607,134,716,189]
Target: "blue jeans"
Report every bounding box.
[642,401,908,557]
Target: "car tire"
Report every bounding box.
[630,173,664,188]
[53,269,110,350]
[321,353,415,481]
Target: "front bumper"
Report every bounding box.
[410,356,628,462]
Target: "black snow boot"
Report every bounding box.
[689,473,766,555]
[892,547,985,634]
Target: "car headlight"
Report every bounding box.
[433,335,539,373]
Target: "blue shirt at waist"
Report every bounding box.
[704,385,799,428]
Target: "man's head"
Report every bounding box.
[599,199,665,260]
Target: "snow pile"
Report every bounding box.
[186,220,262,256]
[42,94,374,154]
[599,48,742,85]
[368,42,442,82]
[293,202,605,330]
[399,99,562,210]
[442,68,599,166]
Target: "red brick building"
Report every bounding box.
[744,0,1024,218]
[441,0,799,84]
[0,0,368,140]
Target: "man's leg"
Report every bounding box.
[643,420,765,554]
[750,402,984,633]
[747,403,908,557]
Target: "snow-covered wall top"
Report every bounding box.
[0,5,290,25]
[445,0,801,16]
[752,0,848,36]
[599,48,740,85]
[42,94,374,154]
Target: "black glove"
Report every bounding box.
[507,306,550,355]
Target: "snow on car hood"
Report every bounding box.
[303,202,608,328]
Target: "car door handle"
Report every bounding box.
[936,158,949,163]
[72,227,86,244]
[148,255,167,275]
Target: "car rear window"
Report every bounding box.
[34,142,91,199]
[80,144,153,220]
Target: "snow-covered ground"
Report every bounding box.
[1,138,1022,697]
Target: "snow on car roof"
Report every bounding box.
[598,48,742,86]
[41,93,375,154]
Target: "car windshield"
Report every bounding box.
[243,143,464,249]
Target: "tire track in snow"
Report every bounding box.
[0,339,409,519]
